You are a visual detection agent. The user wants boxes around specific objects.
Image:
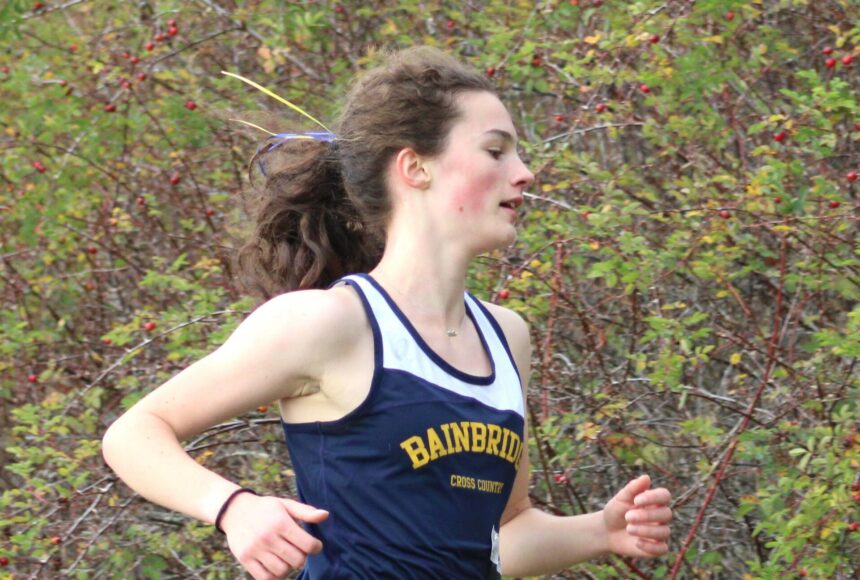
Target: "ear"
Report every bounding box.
[392,147,432,190]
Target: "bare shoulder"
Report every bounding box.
[256,283,367,350]
[479,301,531,361]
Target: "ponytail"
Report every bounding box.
[234,136,383,302]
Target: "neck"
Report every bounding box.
[369,218,472,336]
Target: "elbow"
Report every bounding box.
[101,417,124,470]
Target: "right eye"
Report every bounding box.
[488,149,503,160]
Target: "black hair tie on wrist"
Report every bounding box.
[215,487,259,534]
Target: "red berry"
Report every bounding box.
[855,122,860,131]
[774,196,782,204]
[122,51,130,59]
[137,73,146,81]
[554,474,568,484]
[104,103,116,112]
[554,114,565,123]
[50,536,61,545]
[0,557,8,566]
[102,337,112,345]
[595,103,607,113]
[167,26,178,37]
[498,289,510,299]
[136,196,146,206]
[121,79,131,89]
[485,66,496,77]
[257,405,268,413]
[639,83,650,93]
[58,79,67,87]
[581,210,590,218]
[86,246,98,254]
[826,58,837,68]
[843,55,854,66]
[185,99,197,111]
[773,131,787,142]
[34,2,44,10]
[205,208,215,216]
[68,44,77,52]
[848,171,858,182]
[167,18,176,27]
[154,33,165,42]
[823,46,833,55]
[169,172,182,185]
[725,11,735,21]
[830,200,840,208]
[446,19,455,30]
[0,66,9,74]
[32,161,46,173]
[28,374,37,383]
[130,56,140,64]
[144,322,156,332]
[719,210,731,219]
[852,482,860,492]
[592,0,602,6]
[798,570,806,577]
[649,34,660,44]
[531,56,543,67]
[849,523,859,532]
[145,42,155,51]
[853,491,860,502]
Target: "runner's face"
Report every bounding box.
[427,91,534,253]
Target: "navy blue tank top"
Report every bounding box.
[281,273,525,579]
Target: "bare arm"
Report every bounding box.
[489,304,672,577]
[102,287,361,578]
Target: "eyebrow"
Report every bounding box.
[484,129,518,146]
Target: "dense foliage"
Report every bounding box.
[1,0,858,578]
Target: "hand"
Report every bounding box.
[219,491,329,579]
[602,474,672,558]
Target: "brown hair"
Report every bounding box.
[233,45,495,302]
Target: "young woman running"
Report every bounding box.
[102,45,672,579]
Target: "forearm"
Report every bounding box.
[102,411,238,525]
[499,507,609,577]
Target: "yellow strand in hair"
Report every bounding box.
[227,118,277,136]
[221,71,332,133]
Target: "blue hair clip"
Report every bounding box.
[256,131,337,176]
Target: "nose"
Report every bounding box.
[512,155,535,190]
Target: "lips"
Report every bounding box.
[500,196,523,210]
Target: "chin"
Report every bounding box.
[474,228,518,255]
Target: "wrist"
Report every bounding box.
[215,487,259,534]
[592,509,612,557]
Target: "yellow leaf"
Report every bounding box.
[730,353,742,366]
[702,35,723,44]
[772,225,793,233]
[257,46,272,60]
[195,450,214,465]
[757,43,767,55]
[589,241,600,250]
[382,19,398,35]
[529,259,541,268]
[768,114,785,122]
[541,183,554,193]
[584,33,601,45]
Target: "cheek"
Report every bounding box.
[445,163,498,215]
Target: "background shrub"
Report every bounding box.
[1,1,857,577]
